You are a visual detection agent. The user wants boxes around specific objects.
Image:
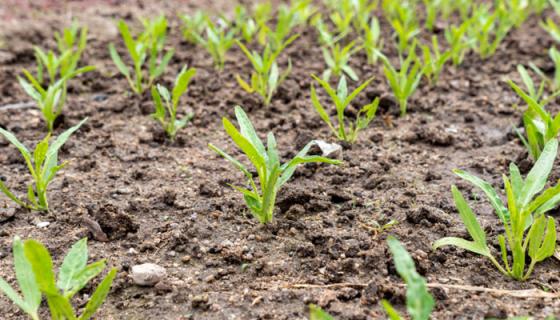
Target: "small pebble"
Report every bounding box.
[36,221,50,228]
[131,263,166,287]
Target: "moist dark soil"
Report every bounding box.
[0,1,559,319]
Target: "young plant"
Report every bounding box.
[433,139,559,281]
[388,4,420,57]
[151,66,196,140]
[0,237,117,320]
[109,18,174,95]
[420,36,451,86]
[444,19,472,66]
[383,237,435,320]
[193,19,236,70]
[236,35,298,106]
[310,75,379,143]
[467,4,512,59]
[258,5,299,51]
[18,67,94,132]
[208,106,340,224]
[322,41,361,82]
[314,17,345,47]
[0,119,87,211]
[508,79,560,160]
[232,5,258,43]
[180,11,210,44]
[381,47,423,116]
[36,21,89,85]
[359,17,384,65]
[423,0,442,31]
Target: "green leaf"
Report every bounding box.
[65,260,106,298]
[23,240,58,296]
[382,300,403,320]
[172,67,196,108]
[529,217,557,262]
[13,236,41,314]
[310,84,335,134]
[387,237,434,320]
[453,169,509,223]
[519,139,558,208]
[108,43,130,77]
[57,238,88,294]
[433,186,491,257]
[44,118,87,171]
[0,180,28,208]
[78,268,117,320]
[208,143,252,179]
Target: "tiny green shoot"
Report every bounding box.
[208,106,340,224]
[310,75,379,143]
[322,41,361,82]
[151,66,196,140]
[0,119,87,211]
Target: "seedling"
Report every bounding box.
[359,17,384,65]
[208,106,340,224]
[0,119,87,211]
[508,79,560,160]
[423,0,441,31]
[381,46,423,116]
[388,4,420,57]
[36,22,89,85]
[258,5,299,51]
[310,75,379,143]
[467,4,512,59]
[433,140,559,281]
[420,36,451,86]
[322,41,361,82]
[314,17,346,47]
[444,20,472,66]
[383,237,435,320]
[236,35,298,106]
[109,17,174,95]
[180,11,210,44]
[151,66,196,140]
[515,65,546,104]
[309,304,334,319]
[289,0,316,26]
[232,5,258,43]
[193,19,236,70]
[496,0,530,28]
[0,237,116,320]
[18,67,93,132]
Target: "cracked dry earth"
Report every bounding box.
[0,0,559,319]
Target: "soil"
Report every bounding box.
[0,1,559,319]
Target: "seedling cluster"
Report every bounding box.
[2,0,560,319]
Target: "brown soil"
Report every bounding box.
[0,1,559,319]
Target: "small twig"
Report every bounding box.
[286,282,560,298]
[0,101,35,110]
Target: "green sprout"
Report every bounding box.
[381,46,423,117]
[0,237,117,320]
[310,75,379,143]
[232,5,258,43]
[467,4,512,59]
[236,35,298,106]
[359,16,384,65]
[209,106,340,224]
[151,66,196,141]
[36,21,89,85]
[193,19,236,70]
[388,3,420,57]
[420,36,451,86]
[383,236,435,320]
[444,19,472,66]
[18,67,94,133]
[314,17,346,47]
[258,5,299,51]
[0,119,87,212]
[508,78,560,160]
[180,11,210,44]
[322,41,361,82]
[109,17,174,95]
[434,139,559,281]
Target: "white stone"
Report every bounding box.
[36,221,50,228]
[131,263,166,287]
[316,140,343,158]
